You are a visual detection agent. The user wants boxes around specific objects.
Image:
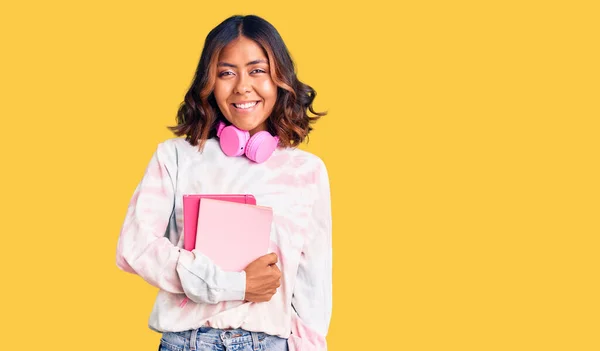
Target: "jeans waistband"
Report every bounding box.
[162,327,263,351]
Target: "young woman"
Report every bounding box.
[116,14,332,351]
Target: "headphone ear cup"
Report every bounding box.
[219,125,250,157]
[245,131,279,163]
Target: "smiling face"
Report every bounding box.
[213,36,277,135]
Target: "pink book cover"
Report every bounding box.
[195,198,273,272]
[183,194,256,251]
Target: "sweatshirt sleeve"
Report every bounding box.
[115,141,246,304]
[288,159,333,351]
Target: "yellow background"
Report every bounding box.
[1,1,598,350]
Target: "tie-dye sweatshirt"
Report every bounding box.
[115,137,332,351]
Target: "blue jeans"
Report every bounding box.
[159,327,289,351]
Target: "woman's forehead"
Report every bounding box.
[218,37,268,63]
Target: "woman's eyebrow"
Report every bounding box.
[217,59,268,68]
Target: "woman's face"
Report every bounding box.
[213,36,277,135]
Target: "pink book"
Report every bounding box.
[195,198,273,272]
[183,194,256,251]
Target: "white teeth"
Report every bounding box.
[234,101,258,109]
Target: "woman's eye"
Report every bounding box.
[219,71,234,77]
[251,69,266,74]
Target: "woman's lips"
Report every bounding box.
[231,101,260,112]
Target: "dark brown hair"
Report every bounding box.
[168,15,326,150]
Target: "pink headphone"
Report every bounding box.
[216,121,279,163]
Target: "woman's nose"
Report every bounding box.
[234,75,251,94]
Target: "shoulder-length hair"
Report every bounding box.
[168,15,326,150]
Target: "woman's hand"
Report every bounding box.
[243,253,282,302]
